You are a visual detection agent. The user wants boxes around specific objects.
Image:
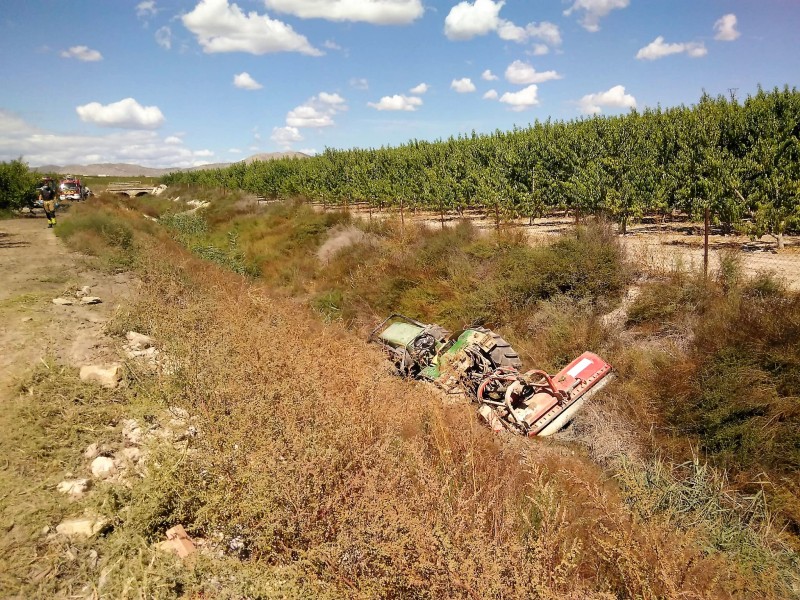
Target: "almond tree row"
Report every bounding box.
[163,86,800,246]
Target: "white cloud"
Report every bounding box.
[194,149,214,157]
[323,40,342,50]
[271,126,303,148]
[318,92,346,107]
[76,98,165,129]
[505,60,562,84]
[636,36,707,60]
[367,95,423,111]
[451,78,476,93]
[578,85,636,115]
[444,0,503,41]
[525,21,561,46]
[136,0,157,18]
[481,69,498,81]
[229,148,242,153]
[0,109,210,169]
[155,26,172,49]
[444,0,561,52]
[285,93,347,128]
[499,85,539,111]
[60,46,103,62]
[299,148,317,156]
[483,89,498,100]
[532,44,548,55]
[164,136,183,144]
[233,72,263,90]
[287,105,334,128]
[409,83,428,94]
[496,20,526,42]
[350,77,369,90]
[564,0,629,32]
[714,13,740,41]
[182,0,322,56]
[265,0,423,25]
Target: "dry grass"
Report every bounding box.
[107,230,794,598]
[14,196,795,598]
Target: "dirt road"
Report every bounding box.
[0,218,131,400]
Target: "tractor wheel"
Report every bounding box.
[474,327,522,369]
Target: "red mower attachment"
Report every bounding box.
[477,352,614,437]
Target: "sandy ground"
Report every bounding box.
[0,217,132,401]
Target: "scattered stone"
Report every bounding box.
[21,206,31,214]
[121,447,142,463]
[57,478,92,497]
[79,364,123,388]
[91,456,116,480]
[84,443,99,460]
[169,406,190,420]
[4,521,14,532]
[55,516,106,538]
[126,331,154,348]
[79,296,102,305]
[65,545,79,561]
[75,286,92,298]
[88,549,99,569]
[41,525,51,536]
[157,524,196,559]
[52,297,74,306]
[127,347,158,359]
[121,419,143,445]
[21,316,33,323]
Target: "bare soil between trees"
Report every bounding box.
[329,203,800,290]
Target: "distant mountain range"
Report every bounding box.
[32,151,310,177]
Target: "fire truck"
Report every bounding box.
[59,176,86,201]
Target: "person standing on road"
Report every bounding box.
[40,185,57,228]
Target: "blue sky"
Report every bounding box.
[0,0,798,168]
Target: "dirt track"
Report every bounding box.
[0,217,131,401]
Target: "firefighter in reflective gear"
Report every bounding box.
[40,186,56,228]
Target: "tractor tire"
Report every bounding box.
[474,327,523,369]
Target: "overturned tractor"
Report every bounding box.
[369,314,614,437]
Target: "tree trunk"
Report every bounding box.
[776,232,785,251]
[494,205,500,232]
[703,206,710,279]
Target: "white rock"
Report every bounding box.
[79,296,102,305]
[84,443,99,459]
[57,478,92,497]
[126,331,154,350]
[79,364,123,388]
[56,517,106,538]
[91,456,116,479]
[75,286,92,298]
[52,297,74,306]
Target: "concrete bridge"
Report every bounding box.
[105,182,162,197]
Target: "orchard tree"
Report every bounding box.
[0,158,38,210]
